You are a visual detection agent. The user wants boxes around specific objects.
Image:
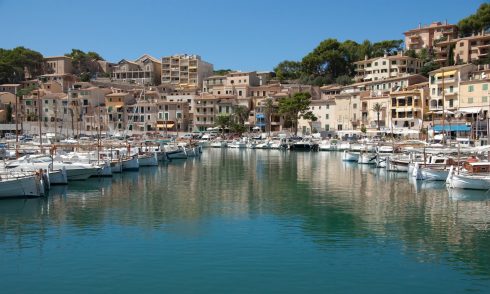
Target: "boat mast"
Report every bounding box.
[441,69,446,145]
[38,88,43,153]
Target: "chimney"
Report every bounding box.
[365,55,368,60]
[384,53,388,58]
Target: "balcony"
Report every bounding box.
[435,77,457,84]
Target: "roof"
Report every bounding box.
[136,54,161,64]
[106,92,130,97]
[204,75,226,80]
[460,78,490,85]
[429,64,475,74]
[403,22,456,34]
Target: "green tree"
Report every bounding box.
[371,40,403,57]
[274,60,302,81]
[0,47,44,83]
[335,75,353,85]
[6,103,13,123]
[278,92,317,135]
[457,3,490,37]
[232,105,249,125]
[215,114,232,136]
[213,69,233,76]
[263,98,275,136]
[371,102,383,130]
[65,49,105,76]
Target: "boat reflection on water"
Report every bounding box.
[408,177,447,194]
[448,188,490,201]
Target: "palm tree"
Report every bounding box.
[263,98,275,136]
[371,102,383,130]
[233,105,249,125]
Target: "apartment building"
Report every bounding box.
[434,32,490,65]
[297,99,335,135]
[193,94,238,131]
[458,71,490,138]
[161,54,213,89]
[0,84,22,95]
[428,64,477,112]
[40,92,67,123]
[155,101,190,132]
[112,54,162,86]
[69,83,112,131]
[354,53,423,82]
[404,21,458,52]
[105,92,136,131]
[39,74,78,93]
[360,91,390,130]
[388,82,429,130]
[0,92,16,123]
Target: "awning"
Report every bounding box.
[434,70,456,78]
[457,107,482,114]
[433,124,470,132]
[159,123,174,129]
[256,113,265,119]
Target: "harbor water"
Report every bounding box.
[1,149,490,293]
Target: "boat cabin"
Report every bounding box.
[464,162,490,173]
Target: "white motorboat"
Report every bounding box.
[342,150,359,162]
[338,142,351,151]
[210,140,227,148]
[255,141,272,149]
[228,138,248,149]
[319,140,338,151]
[6,155,99,181]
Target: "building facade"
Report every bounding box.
[111,54,162,86]
[161,54,213,89]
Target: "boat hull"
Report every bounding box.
[122,157,140,171]
[0,174,42,198]
[342,151,359,162]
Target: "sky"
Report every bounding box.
[0,0,485,71]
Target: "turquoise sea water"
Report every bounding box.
[1,150,490,293]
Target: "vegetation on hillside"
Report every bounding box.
[0,47,44,84]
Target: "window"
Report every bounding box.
[325,124,329,131]
[382,61,386,65]
[326,104,329,109]
[468,97,474,104]
[449,86,454,93]
[374,62,378,66]
[483,84,488,91]
[468,85,474,92]
[238,90,242,96]
[483,96,488,103]
[353,103,357,109]
[325,114,329,119]
[449,99,454,108]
